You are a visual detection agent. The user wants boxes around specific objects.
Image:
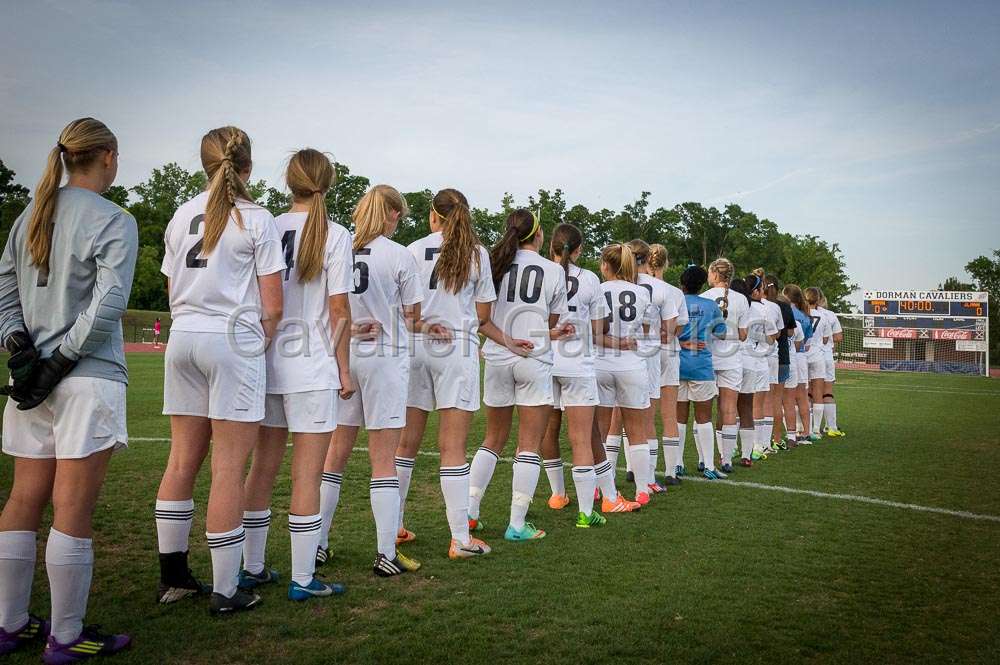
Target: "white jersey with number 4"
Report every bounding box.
[407,232,495,345]
[349,235,422,354]
[594,280,650,373]
[265,212,353,394]
[162,191,286,338]
[553,265,606,378]
[701,286,750,371]
[482,249,568,366]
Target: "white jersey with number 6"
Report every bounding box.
[482,249,568,366]
[265,212,353,394]
[594,280,650,373]
[407,232,495,345]
[162,191,286,338]
[349,235,422,354]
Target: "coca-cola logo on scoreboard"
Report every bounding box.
[878,328,918,339]
[932,329,972,340]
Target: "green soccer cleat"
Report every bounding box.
[575,511,607,528]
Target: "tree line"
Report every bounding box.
[2,158,859,312]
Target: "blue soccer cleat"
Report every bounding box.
[288,577,345,601]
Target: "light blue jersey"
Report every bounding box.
[679,294,726,382]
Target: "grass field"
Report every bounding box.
[1,355,999,664]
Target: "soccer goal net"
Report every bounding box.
[835,313,989,376]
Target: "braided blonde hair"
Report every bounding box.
[201,126,253,255]
[28,118,117,272]
[709,257,734,317]
[647,244,668,273]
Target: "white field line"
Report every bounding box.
[836,385,1000,397]
[127,437,1000,524]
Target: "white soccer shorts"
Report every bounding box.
[715,367,742,392]
[2,377,127,459]
[338,353,409,429]
[768,355,779,385]
[483,357,554,408]
[807,355,826,381]
[659,348,681,388]
[263,390,338,433]
[740,367,769,394]
[406,343,480,412]
[823,353,836,383]
[552,375,599,409]
[595,368,649,409]
[163,331,266,422]
[677,379,718,403]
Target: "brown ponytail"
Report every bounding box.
[783,284,809,314]
[489,209,537,289]
[432,188,481,293]
[28,118,117,272]
[626,239,650,269]
[201,126,253,255]
[286,149,335,283]
[550,222,583,279]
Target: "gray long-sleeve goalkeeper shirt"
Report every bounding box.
[0,186,138,384]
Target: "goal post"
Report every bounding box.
[835,290,990,377]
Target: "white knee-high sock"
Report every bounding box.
[594,460,617,500]
[318,471,342,550]
[288,513,321,587]
[715,430,724,463]
[627,443,650,492]
[395,456,416,530]
[647,439,659,482]
[206,527,245,599]
[241,509,270,575]
[468,447,499,520]
[677,423,687,469]
[370,477,400,560]
[0,531,36,632]
[662,437,679,477]
[543,458,565,497]
[722,425,738,462]
[155,498,194,554]
[440,464,471,545]
[604,435,622,469]
[571,466,597,516]
[695,423,716,471]
[739,427,756,460]
[761,417,774,450]
[825,402,838,430]
[812,404,824,433]
[45,529,93,645]
[510,452,541,530]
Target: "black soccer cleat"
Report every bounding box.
[158,551,210,604]
[209,589,261,615]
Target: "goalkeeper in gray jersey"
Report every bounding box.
[0,118,136,662]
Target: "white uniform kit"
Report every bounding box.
[637,273,678,398]
[551,265,605,408]
[740,301,777,394]
[816,306,842,382]
[262,213,353,432]
[659,280,688,388]
[338,235,422,429]
[702,286,750,391]
[482,249,568,407]
[789,321,807,388]
[594,280,651,409]
[761,298,785,385]
[805,310,830,381]
[161,192,286,422]
[406,233,495,412]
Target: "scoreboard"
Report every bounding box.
[862,290,989,353]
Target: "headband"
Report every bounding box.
[520,210,540,242]
[750,274,762,290]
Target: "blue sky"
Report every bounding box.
[2,1,998,305]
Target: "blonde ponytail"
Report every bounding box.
[201,126,253,255]
[286,148,335,283]
[352,184,408,252]
[28,117,117,272]
[601,242,637,283]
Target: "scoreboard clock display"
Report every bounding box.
[863,291,989,320]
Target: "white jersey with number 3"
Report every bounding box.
[407,232,495,345]
[162,191,286,337]
[265,212,353,394]
[701,286,750,371]
[482,249,568,366]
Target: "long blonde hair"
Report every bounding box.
[353,185,408,252]
[286,149,335,283]
[432,188,480,293]
[709,257,734,318]
[804,286,824,308]
[647,244,668,272]
[28,117,117,272]
[601,243,637,283]
[201,126,253,255]
[626,239,651,269]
